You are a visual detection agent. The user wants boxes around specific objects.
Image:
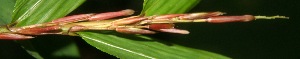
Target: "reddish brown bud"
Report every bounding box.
[113,17,147,25]
[116,28,155,34]
[50,14,94,24]
[88,9,135,21]
[16,26,61,35]
[149,24,174,31]
[180,12,225,20]
[0,33,33,40]
[207,15,255,23]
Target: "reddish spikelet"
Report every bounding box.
[148,24,189,34]
[113,17,147,25]
[201,12,225,18]
[0,33,33,40]
[207,15,255,23]
[116,28,155,34]
[16,26,61,35]
[149,24,174,31]
[88,9,135,21]
[159,29,190,34]
[50,9,134,24]
[50,14,94,24]
[153,14,186,19]
[180,12,225,20]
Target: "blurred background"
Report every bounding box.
[1,0,299,59]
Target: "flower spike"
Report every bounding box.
[0,9,288,40]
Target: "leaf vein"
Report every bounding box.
[81,35,156,59]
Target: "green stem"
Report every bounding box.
[0,26,11,33]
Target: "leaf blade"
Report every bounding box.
[78,31,230,59]
[142,0,200,16]
[0,0,15,25]
[13,0,85,27]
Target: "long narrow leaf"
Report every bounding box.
[78,31,229,59]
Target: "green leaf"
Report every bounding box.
[13,0,85,27]
[79,0,230,58]
[12,0,85,58]
[78,31,229,59]
[142,0,200,16]
[0,0,15,25]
